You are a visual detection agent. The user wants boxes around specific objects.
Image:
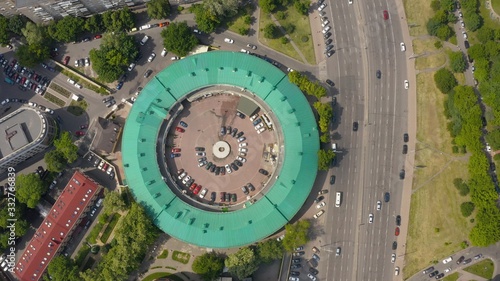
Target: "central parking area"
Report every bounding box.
[165,93,279,208]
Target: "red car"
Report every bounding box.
[94,34,102,39]
[75,130,85,136]
[193,185,202,195]
[383,10,389,20]
[395,227,400,236]
[172,148,181,153]
[102,163,109,171]
[175,127,185,133]
[189,183,197,192]
[63,56,70,65]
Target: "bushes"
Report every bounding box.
[453,178,470,196]
[288,71,327,99]
[449,51,467,73]
[460,202,475,217]
[313,102,332,133]
[263,23,279,39]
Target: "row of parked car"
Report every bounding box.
[90,153,115,179]
[288,245,321,281]
[2,56,50,95]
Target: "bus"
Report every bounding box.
[335,192,342,207]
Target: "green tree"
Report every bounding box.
[463,12,482,31]
[103,191,127,214]
[203,0,239,18]
[436,24,453,40]
[259,0,278,13]
[294,0,310,16]
[147,0,172,20]
[263,23,279,39]
[430,0,441,11]
[433,10,449,24]
[85,14,104,33]
[0,15,10,46]
[440,0,455,11]
[467,44,487,61]
[225,247,259,280]
[484,41,500,59]
[256,239,284,263]
[320,133,330,143]
[115,7,136,32]
[15,43,50,67]
[54,132,78,163]
[276,11,286,20]
[318,149,335,171]
[192,5,220,33]
[426,18,442,36]
[22,21,47,46]
[161,21,198,57]
[16,173,45,208]
[8,14,28,35]
[453,178,470,196]
[45,150,66,172]
[192,252,224,281]
[486,130,500,150]
[282,220,310,252]
[460,202,475,217]
[313,102,333,133]
[44,256,82,281]
[48,16,84,42]
[449,51,466,73]
[238,27,249,36]
[434,68,457,94]
[476,27,494,43]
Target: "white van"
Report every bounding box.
[332,143,337,151]
[335,192,342,207]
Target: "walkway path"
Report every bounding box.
[485,1,500,22]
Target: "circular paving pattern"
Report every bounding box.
[122,51,319,248]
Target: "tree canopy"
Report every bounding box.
[102,190,128,214]
[47,16,84,42]
[0,15,10,46]
[54,131,79,163]
[259,0,278,13]
[8,15,28,35]
[147,0,172,20]
[16,173,45,208]
[45,150,67,172]
[434,68,457,94]
[192,5,220,34]
[192,252,225,281]
[85,14,104,33]
[203,0,239,18]
[256,239,284,263]
[449,51,466,73]
[161,21,199,57]
[313,102,333,133]
[45,256,82,281]
[318,149,336,171]
[224,247,259,280]
[282,220,310,252]
[15,43,50,67]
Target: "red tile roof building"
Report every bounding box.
[15,171,101,281]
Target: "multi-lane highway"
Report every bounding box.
[318,0,410,280]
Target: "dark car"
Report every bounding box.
[220,192,226,202]
[231,193,237,202]
[247,183,255,191]
[220,126,226,136]
[464,40,470,49]
[225,192,230,202]
[399,169,405,179]
[314,196,324,203]
[462,258,472,265]
[456,256,465,264]
[323,32,332,39]
[144,69,153,78]
[290,271,300,277]
[236,131,244,138]
[326,50,335,57]
[195,147,205,151]
[392,241,397,250]
[205,162,213,170]
[116,81,124,90]
[291,264,302,269]
[292,258,301,264]
[309,267,319,275]
[474,254,483,259]
[330,175,336,184]
[234,160,243,167]
[210,165,216,173]
[429,271,439,278]
[231,127,238,137]
[325,38,333,45]
[241,186,249,195]
[376,70,381,79]
[396,215,401,226]
[403,133,409,142]
[226,126,232,135]
[332,97,337,106]
[423,267,435,274]
[353,121,358,131]
[210,192,216,202]
[236,111,245,119]
[403,145,408,154]
[259,169,269,176]
[435,273,445,279]
[384,192,390,202]
[231,163,238,171]
[326,79,335,87]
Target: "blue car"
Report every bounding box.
[179,121,188,128]
[116,81,124,90]
[170,153,180,158]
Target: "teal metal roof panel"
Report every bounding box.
[122,51,319,248]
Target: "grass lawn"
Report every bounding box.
[157,250,169,259]
[142,272,184,281]
[44,92,66,107]
[226,4,254,35]
[67,99,88,116]
[463,259,495,279]
[492,0,500,15]
[259,11,301,62]
[480,0,500,31]
[273,8,315,64]
[412,38,440,54]
[442,272,460,281]
[86,221,105,244]
[415,52,447,70]
[403,71,474,278]
[99,213,121,244]
[172,250,190,264]
[403,0,434,36]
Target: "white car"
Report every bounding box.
[198,161,207,167]
[444,267,451,273]
[224,38,234,44]
[442,257,453,264]
[462,31,467,39]
[84,57,90,66]
[240,49,250,54]
[404,80,409,89]
[171,56,180,61]
[74,83,82,89]
[307,273,317,281]
[239,147,248,152]
[400,42,406,52]
[199,188,208,198]
[368,213,374,223]
[257,127,266,134]
[322,26,331,34]
[395,266,400,276]
[139,24,151,30]
[255,123,264,130]
[182,175,191,184]
[1,99,9,106]
[316,201,326,209]
[322,20,330,27]
[460,21,465,28]
[239,143,248,147]
[318,3,326,11]
[67,78,75,85]
[313,210,325,219]
[459,12,463,18]
[376,200,382,211]
[28,101,37,107]
[161,48,167,57]
[45,108,54,115]
[225,164,232,174]
[148,53,156,62]
[178,172,187,180]
[348,0,353,4]
[391,254,396,263]
[128,63,136,71]
[237,156,246,163]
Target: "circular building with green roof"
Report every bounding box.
[122,51,319,248]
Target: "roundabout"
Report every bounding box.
[122,51,319,248]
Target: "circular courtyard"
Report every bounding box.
[122,51,319,248]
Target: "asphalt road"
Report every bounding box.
[316,0,410,280]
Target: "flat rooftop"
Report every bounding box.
[0,108,43,159]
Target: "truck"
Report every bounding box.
[140,35,149,46]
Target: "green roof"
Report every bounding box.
[122,51,319,248]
